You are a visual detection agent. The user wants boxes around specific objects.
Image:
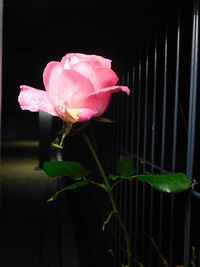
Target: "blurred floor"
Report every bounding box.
[0,140,80,267]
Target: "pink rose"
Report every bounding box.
[18,53,130,122]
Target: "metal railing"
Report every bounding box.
[104,0,199,266]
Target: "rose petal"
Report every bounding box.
[61,53,112,69]
[83,85,130,117]
[64,61,118,91]
[43,61,59,90]
[18,85,56,116]
[43,62,95,107]
[99,85,130,95]
[77,108,98,122]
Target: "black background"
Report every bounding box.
[2,0,183,140]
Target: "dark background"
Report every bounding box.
[1,1,196,267]
[2,0,184,141]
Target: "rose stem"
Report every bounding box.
[81,130,132,267]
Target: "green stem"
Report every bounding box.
[81,130,132,267]
[150,238,169,267]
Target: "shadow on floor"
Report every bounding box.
[1,140,80,267]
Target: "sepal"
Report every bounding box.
[94,117,115,123]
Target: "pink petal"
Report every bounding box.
[42,62,95,108]
[77,108,98,122]
[43,61,59,90]
[63,61,118,91]
[61,53,112,69]
[83,85,130,117]
[18,85,57,116]
[100,85,131,95]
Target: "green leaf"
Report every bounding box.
[47,180,89,202]
[136,172,191,193]
[43,161,89,179]
[63,180,89,190]
[116,155,136,176]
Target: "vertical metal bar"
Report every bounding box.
[117,74,123,265]
[172,15,181,173]
[111,97,115,171]
[121,71,128,260]
[149,39,157,266]
[116,78,120,159]
[110,100,116,267]
[110,93,117,267]
[159,26,168,260]
[116,91,121,161]
[136,60,142,172]
[186,0,198,179]
[141,49,149,260]
[161,26,168,173]
[184,1,199,266]
[120,72,125,263]
[129,65,135,247]
[134,60,142,259]
[121,73,125,153]
[123,69,130,262]
[151,40,157,173]
[116,93,121,265]
[110,88,117,266]
[130,65,136,155]
[113,88,120,266]
[116,94,120,162]
[151,42,157,172]
[143,50,149,172]
[169,14,181,266]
